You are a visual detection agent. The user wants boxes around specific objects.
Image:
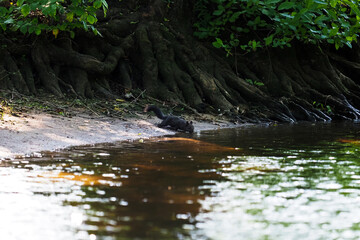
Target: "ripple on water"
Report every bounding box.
[192,147,360,239]
[2,123,360,239]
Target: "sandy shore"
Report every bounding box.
[0,112,235,160]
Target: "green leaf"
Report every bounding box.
[213,5,225,16]
[314,15,326,24]
[35,28,41,35]
[335,40,340,50]
[326,105,332,113]
[0,7,7,17]
[50,4,57,17]
[245,79,254,84]
[330,0,337,8]
[327,9,338,19]
[213,9,224,16]
[212,38,224,48]
[59,24,66,31]
[252,40,257,50]
[28,25,36,34]
[20,24,28,34]
[329,26,339,36]
[101,0,108,9]
[70,31,75,38]
[91,25,103,37]
[66,12,74,22]
[0,23,6,31]
[73,7,85,16]
[229,12,241,22]
[21,4,31,17]
[93,0,102,9]
[264,34,273,46]
[82,21,88,31]
[87,15,96,24]
[102,5,107,17]
[42,4,57,17]
[345,41,352,48]
[17,0,25,7]
[254,81,264,86]
[52,28,59,38]
[278,1,296,10]
[265,0,282,4]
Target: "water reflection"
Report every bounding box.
[194,154,360,240]
[1,122,360,239]
[0,137,237,239]
[193,123,360,240]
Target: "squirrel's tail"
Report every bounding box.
[144,105,166,119]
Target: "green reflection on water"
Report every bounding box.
[194,123,360,240]
[1,122,360,239]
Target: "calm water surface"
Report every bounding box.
[1,122,360,239]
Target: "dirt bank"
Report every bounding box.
[0,112,236,160]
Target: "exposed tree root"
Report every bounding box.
[1,2,360,123]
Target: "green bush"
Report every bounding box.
[0,0,108,37]
[194,0,360,54]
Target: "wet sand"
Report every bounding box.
[0,112,235,159]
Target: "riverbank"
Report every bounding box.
[0,111,236,160]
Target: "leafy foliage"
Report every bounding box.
[194,0,360,53]
[0,0,108,37]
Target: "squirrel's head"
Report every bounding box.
[185,121,194,133]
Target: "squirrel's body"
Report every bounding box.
[144,105,194,133]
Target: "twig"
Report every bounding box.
[131,89,146,103]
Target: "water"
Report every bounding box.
[1,122,360,239]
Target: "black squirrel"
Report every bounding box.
[144,105,194,133]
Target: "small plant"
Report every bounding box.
[245,78,264,86]
[313,101,332,114]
